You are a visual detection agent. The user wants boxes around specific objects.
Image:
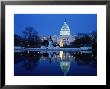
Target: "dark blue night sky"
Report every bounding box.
[14,14,97,36]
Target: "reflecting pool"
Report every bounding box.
[14,50,97,76]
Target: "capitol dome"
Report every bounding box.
[60,61,70,76]
[60,20,70,36]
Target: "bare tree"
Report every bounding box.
[22,27,41,48]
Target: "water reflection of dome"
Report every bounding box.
[60,61,70,76]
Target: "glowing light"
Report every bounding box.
[27,51,29,54]
[60,51,63,60]
[60,39,63,47]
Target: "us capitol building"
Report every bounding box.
[41,20,75,47]
[40,20,75,75]
[59,20,74,47]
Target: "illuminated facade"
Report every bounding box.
[59,38,63,47]
[59,20,74,47]
[41,20,75,48]
[60,21,70,36]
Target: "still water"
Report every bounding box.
[14,50,97,76]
